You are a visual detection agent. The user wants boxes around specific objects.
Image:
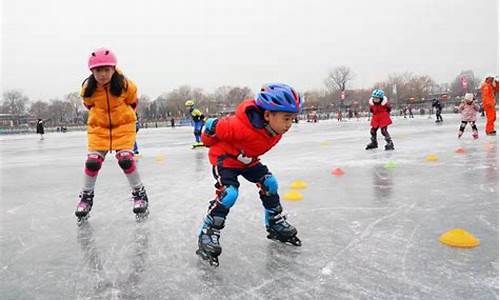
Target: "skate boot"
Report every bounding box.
[266,206,301,246]
[196,216,225,267]
[365,140,378,150]
[132,186,149,221]
[75,190,94,225]
[472,130,478,140]
[384,140,395,151]
[192,141,204,148]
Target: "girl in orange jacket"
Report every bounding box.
[481,75,499,135]
[75,48,149,224]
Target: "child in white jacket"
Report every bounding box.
[458,93,480,139]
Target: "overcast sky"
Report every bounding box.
[1,0,498,100]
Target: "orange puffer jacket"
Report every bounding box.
[81,79,137,151]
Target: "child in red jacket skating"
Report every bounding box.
[365,89,394,150]
[196,83,302,266]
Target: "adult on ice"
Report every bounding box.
[480,74,498,136]
[75,48,149,224]
[185,100,205,148]
[365,89,394,150]
[432,98,443,123]
[196,83,302,266]
[36,118,45,140]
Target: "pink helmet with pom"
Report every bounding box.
[88,48,117,70]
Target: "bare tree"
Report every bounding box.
[324,66,354,93]
[47,99,73,125]
[227,87,253,107]
[29,101,50,119]
[380,72,435,104]
[1,90,29,115]
[137,94,151,120]
[64,92,84,124]
[213,86,232,103]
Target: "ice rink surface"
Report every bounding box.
[1,114,498,299]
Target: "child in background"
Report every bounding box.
[185,100,205,147]
[458,93,480,139]
[365,89,394,150]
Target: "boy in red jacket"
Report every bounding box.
[196,83,302,266]
[366,89,394,150]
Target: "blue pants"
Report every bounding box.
[206,163,281,221]
[193,121,204,143]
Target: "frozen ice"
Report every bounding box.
[1,114,498,299]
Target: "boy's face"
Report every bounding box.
[264,111,297,135]
[91,66,115,86]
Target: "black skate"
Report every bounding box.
[384,141,395,151]
[196,216,224,267]
[365,141,378,150]
[132,186,149,222]
[75,190,94,226]
[266,210,301,246]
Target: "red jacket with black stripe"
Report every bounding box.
[202,99,282,168]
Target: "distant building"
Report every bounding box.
[0,114,32,127]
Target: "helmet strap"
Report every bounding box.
[264,124,278,137]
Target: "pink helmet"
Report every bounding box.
[88,48,117,70]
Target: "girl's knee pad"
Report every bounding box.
[116,150,136,174]
[85,153,104,177]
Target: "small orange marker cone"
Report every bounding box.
[331,167,345,176]
[455,147,465,154]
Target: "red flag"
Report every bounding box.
[461,77,468,90]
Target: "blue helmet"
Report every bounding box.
[371,89,385,99]
[256,83,303,113]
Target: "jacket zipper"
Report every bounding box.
[105,88,113,151]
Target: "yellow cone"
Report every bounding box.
[155,155,166,164]
[290,180,308,189]
[426,154,439,161]
[439,228,480,248]
[283,190,304,201]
